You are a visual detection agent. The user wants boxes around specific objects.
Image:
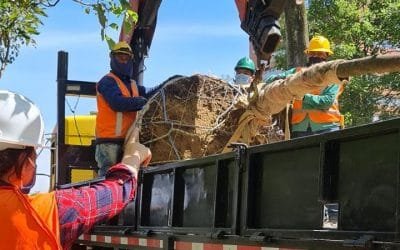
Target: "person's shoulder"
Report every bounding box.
[98,74,117,85]
[97,75,120,94]
[323,84,340,93]
[327,83,340,89]
[28,192,56,203]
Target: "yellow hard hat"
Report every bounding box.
[305,35,333,55]
[111,41,133,56]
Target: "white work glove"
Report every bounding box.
[122,128,151,178]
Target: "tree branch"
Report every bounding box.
[40,0,61,7]
[71,0,94,7]
[337,54,400,78]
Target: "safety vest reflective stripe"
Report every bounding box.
[292,107,341,116]
[292,84,343,124]
[96,73,139,139]
[0,187,61,249]
[116,112,123,136]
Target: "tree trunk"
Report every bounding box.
[284,1,308,67]
[223,54,400,150]
[274,2,308,139]
[336,54,400,78]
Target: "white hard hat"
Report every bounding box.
[0,90,44,151]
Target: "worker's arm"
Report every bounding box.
[265,68,297,83]
[137,81,169,99]
[302,84,339,110]
[55,164,137,249]
[98,75,147,111]
[56,128,150,249]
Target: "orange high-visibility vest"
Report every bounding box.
[292,84,344,124]
[0,186,61,249]
[96,72,139,139]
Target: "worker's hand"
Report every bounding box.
[122,127,151,177]
[131,96,148,111]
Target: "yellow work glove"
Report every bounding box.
[122,128,151,178]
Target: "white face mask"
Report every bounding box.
[234,73,252,85]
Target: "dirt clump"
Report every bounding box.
[137,74,283,164]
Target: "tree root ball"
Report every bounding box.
[136,74,283,164]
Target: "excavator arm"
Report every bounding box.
[236,0,288,61]
[125,0,288,84]
[121,0,161,86]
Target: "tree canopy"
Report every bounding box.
[0,0,136,78]
[0,1,46,78]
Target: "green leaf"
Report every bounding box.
[105,34,116,50]
[109,22,119,30]
[110,5,123,16]
[94,3,107,28]
[119,0,131,10]
[121,9,138,36]
[127,9,139,24]
[100,28,105,40]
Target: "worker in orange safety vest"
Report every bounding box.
[0,90,151,249]
[96,41,148,176]
[291,35,344,138]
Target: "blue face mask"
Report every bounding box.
[21,172,36,194]
[234,73,252,85]
[21,162,37,194]
[110,55,133,78]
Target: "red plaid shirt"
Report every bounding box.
[55,163,137,249]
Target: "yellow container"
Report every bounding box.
[65,115,96,146]
[71,169,97,183]
[66,115,97,183]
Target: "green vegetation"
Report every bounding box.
[308,0,400,126]
[0,1,46,78]
[0,0,136,78]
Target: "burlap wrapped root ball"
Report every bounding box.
[135,74,284,164]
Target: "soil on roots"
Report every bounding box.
[137,74,283,164]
